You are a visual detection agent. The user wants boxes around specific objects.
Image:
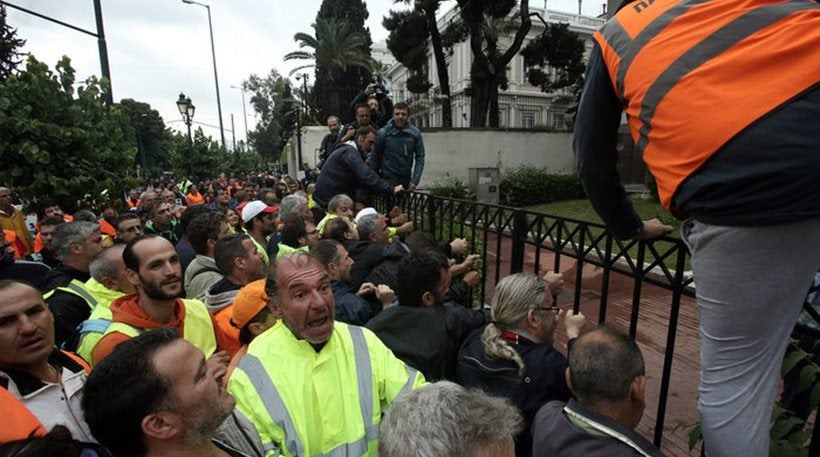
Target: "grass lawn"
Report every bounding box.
[525,198,690,271]
[526,198,682,238]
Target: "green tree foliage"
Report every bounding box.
[520,22,585,124]
[243,69,298,163]
[0,6,26,83]
[384,0,453,127]
[313,0,373,122]
[0,56,135,210]
[452,0,531,127]
[169,128,226,179]
[285,16,373,121]
[117,98,176,175]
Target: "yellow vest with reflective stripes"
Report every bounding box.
[44,279,98,311]
[228,321,426,457]
[101,299,217,358]
[75,278,126,362]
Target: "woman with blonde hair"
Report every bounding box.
[456,272,586,457]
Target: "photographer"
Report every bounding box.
[349,81,393,129]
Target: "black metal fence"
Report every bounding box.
[379,191,696,449]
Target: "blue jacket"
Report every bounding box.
[370,120,425,185]
[313,142,393,208]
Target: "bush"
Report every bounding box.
[500,165,585,207]
[428,176,475,200]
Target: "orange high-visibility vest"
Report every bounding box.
[593,0,820,207]
[0,388,46,443]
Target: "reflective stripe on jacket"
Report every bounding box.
[228,322,426,457]
[593,0,820,207]
[44,279,98,311]
[101,299,217,357]
[75,278,125,363]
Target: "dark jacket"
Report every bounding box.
[319,132,339,167]
[366,302,486,381]
[313,142,394,209]
[348,90,393,128]
[342,239,407,292]
[532,399,666,457]
[331,280,376,326]
[0,259,50,290]
[370,119,425,185]
[457,329,572,457]
[41,264,92,350]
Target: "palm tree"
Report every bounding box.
[284,17,374,82]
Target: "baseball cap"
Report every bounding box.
[242,200,278,223]
[354,207,380,225]
[232,279,271,329]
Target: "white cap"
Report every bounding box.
[354,207,379,225]
[242,200,277,223]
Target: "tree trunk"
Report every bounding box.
[469,77,492,127]
[425,7,452,128]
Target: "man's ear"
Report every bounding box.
[68,242,83,256]
[125,268,140,287]
[631,375,646,408]
[266,296,282,318]
[141,411,180,441]
[100,275,118,291]
[420,290,434,307]
[565,367,574,395]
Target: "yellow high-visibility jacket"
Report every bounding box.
[228,321,426,457]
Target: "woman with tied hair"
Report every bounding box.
[456,272,586,457]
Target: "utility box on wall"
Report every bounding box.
[468,167,500,205]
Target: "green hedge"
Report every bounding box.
[500,165,586,207]
[428,176,476,200]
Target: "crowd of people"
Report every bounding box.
[0,146,669,457]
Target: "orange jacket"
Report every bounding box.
[593,0,820,207]
[0,388,46,443]
[213,305,241,357]
[186,191,205,206]
[3,229,26,259]
[99,218,117,237]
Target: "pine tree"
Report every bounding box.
[0,5,26,82]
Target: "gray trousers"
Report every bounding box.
[682,217,820,457]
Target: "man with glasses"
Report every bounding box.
[456,272,585,457]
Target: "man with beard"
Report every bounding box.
[318,115,341,169]
[227,253,425,457]
[366,250,487,382]
[91,234,221,366]
[83,328,265,457]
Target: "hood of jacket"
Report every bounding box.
[109,294,186,329]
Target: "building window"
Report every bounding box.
[521,110,537,128]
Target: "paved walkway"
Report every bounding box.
[482,233,702,457]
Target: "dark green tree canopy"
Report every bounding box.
[520,23,585,94]
[0,56,135,210]
[244,69,298,163]
[312,0,373,122]
[0,5,26,82]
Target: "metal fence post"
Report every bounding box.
[510,209,527,273]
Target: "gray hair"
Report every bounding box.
[482,273,548,375]
[356,214,382,241]
[89,245,125,282]
[52,221,100,258]
[379,381,522,457]
[327,194,352,213]
[279,194,307,220]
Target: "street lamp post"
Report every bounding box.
[230,85,249,149]
[181,0,225,150]
[177,93,196,179]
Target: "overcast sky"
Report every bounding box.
[5,0,603,146]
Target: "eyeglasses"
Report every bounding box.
[534,306,560,314]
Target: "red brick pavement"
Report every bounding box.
[481,233,702,457]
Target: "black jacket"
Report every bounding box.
[457,329,572,457]
[342,239,407,292]
[331,280,376,326]
[532,399,666,457]
[42,264,92,350]
[366,302,486,381]
[313,143,393,209]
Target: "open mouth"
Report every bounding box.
[20,335,46,350]
[307,316,329,329]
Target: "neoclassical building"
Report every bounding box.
[385,6,605,130]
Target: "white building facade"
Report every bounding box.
[386,6,605,130]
